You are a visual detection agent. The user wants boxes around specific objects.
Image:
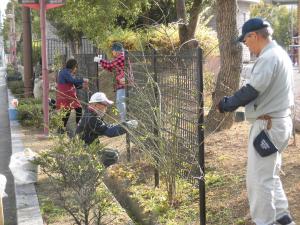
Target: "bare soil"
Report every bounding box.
[19,120,300,225]
[205,121,300,225]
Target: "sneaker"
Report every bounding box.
[277,215,296,225]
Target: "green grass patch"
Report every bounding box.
[128,178,199,225]
[39,196,66,223]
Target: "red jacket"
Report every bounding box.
[56,68,83,110]
[100,52,125,90]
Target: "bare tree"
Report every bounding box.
[176,0,212,47]
[206,0,242,132]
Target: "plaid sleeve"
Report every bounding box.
[100,54,124,71]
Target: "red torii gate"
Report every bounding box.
[19,0,65,9]
[19,0,65,136]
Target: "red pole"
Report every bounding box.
[40,0,49,136]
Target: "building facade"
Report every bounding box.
[237,0,260,62]
[265,0,297,4]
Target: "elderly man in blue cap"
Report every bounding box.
[218,18,295,225]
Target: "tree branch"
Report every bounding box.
[187,0,202,38]
[176,0,187,24]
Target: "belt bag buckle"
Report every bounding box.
[253,129,278,157]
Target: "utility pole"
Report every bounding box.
[22,7,33,98]
[0,13,3,67]
[7,5,17,68]
[40,0,49,136]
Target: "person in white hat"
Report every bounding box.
[75,92,137,145]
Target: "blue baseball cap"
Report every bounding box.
[238,18,271,42]
[112,42,124,52]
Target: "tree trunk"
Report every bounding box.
[69,40,80,57]
[176,0,201,48]
[22,7,34,98]
[206,0,242,133]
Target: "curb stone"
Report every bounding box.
[8,90,43,225]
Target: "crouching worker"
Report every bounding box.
[75,92,137,167]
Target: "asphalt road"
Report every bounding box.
[0,67,17,225]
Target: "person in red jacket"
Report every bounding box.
[56,59,88,131]
[94,43,126,122]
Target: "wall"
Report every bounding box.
[237,0,259,62]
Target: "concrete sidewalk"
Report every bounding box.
[0,67,17,225]
[0,67,43,225]
[10,119,43,225]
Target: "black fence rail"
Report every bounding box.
[33,37,98,71]
[125,48,204,184]
[125,48,205,223]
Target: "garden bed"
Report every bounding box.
[19,122,300,225]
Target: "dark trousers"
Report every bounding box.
[62,107,82,128]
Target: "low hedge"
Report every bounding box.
[17,98,43,128]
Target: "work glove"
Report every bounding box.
[218,97,228,113]
[93,55,103,63]
[125,120,138,129]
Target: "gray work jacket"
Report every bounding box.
[245,41,294,121]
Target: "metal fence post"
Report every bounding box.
[93,46,99,91]
[196,47,205,225]
[65,45,68,61]
[153,49,160,187]
[125,51,131,162]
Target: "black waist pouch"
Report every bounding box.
[253,130,278,157]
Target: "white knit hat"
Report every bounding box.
[89,92,114,105]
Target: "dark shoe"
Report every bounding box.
[100,149,119,168]
[277,215,296,225]
[57,127,66,134]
